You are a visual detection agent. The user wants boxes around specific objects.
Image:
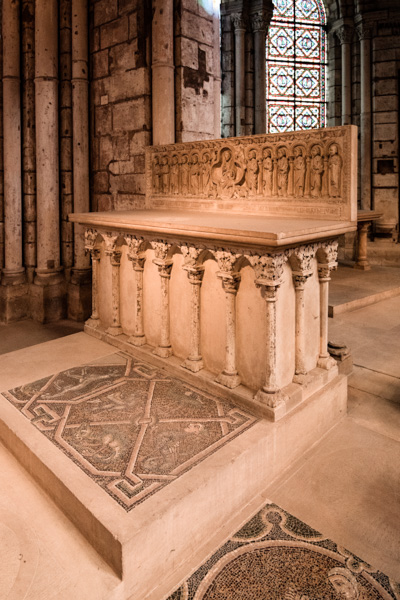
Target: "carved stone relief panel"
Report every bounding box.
[145,126,357,221]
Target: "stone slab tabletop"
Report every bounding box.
[69,210,356,248]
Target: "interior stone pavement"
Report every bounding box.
[0,293,399,599]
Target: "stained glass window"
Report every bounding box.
[266,0,327,133]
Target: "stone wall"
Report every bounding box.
[90,0,152,213]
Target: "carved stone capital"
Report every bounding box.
[110,251,122,267]
[103,232,119,256]
[214,249,241,275]
[317,240,338,266]
[126,234,145,263]
[317,263,336,280]
[90,248,101,262]
[251,10,272,33]
[289,244,316,281]
[152,241,172,261]
[219,273,241,293]
[180,244,204,267]
[292,274,311,289]
[248,252,287,287]
[85,228,98,252]
[356,21,373,40]
[231,13,247,31]
[336,25,353,44]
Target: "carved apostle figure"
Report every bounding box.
[180,154,189,195]
[310,145,324,198]
[293,146,306,197]
[152,155,162,194]
[190,153,200,195]
[246,149,259,195]
[160,156,170,194]
[277,147,289,197]
[201,152,211,195]
[262,147,273,197]
[328,144,342,198]
[169,154,179,194]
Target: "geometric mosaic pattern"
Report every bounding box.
[266,0,326,133]
[3,353,257,511]
[167,503,400,599]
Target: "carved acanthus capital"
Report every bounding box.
[180,244,204,268]
[152,241,172,262]
[251,10,272,33]
[85,228,98,252]
[356,21,373,41]
[289,244,316,283]
[214,249,241,275]
[126,235,145,262]
[103,232,119,256]
[317,240,339,265]
[248,252,287,287]
[231,13,247,31]
[110,251,122,267]
[219,273,241,293]
[91,248,101,262]
[336,25,353,45]
[185,267,205,285]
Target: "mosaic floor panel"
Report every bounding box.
[2,353,257,511]
[167,503,400,600]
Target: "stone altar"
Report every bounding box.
[70,126,357,421]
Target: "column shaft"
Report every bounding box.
[87,248,100,326]
[72,0,90,272]
[216,277,241,389]
[337,26,353,126]
[182,269,204,372]
[358,28,372,210]
[317,268,336,370]
[153,263,173,357]
[128,259,147,346]
[35,0,60,278]
[232,15,246,137]
[106,252,123,336]
[2,0,24,282]
[152,0,174,145]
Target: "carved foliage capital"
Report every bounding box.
[248,252,287,287]
[251,10,272,33]
[91,248,101,262]
[180,244,203,267]
[85,228,98,252]
[214,249,241,274]
[336,25,353,44]
[289,244,316,283]
[231,12,247,31]
[220,274,241,293]
[152,241,172,262]
[126,234,145,263]
[103,232,119,256]
[110,251,122,267]
[356,21,373,41]
[317,240,338,279]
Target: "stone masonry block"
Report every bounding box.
[99,135,113,169]
[95,105,112,135]
[129,130,151,155]
[109,40,138,73]
[373,173,398,188]
[179,37,199,69]
[100,17,128,49]
[113,97,149,132]
[91,28,100,53]
[111,134,130,160]
[373,61,398,79]
[373,141,397,157]
[110,173,145,195]
[93,171,110,193]
[373,78,398,96]
[107,68,150,103]
[373,95,398,112]
[93,49,109,79]
[128,13,138,39]
[113,193,146,211]
[181,11,214,46]
[94,0,118,27]
[374,123,397,142]
[374,111,398,124]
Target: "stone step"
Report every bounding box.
[0,333,347,600]
[329,264,400,317]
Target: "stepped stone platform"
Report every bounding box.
[329,265,400,317]
[0,333,346,600]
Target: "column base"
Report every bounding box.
[354,261,371,271]
[153,346,173,358]
[30,274,66,323]
[106,325,123,337]
[254,388,287,420]
[67,280,92,322]
[181,357,204,373]
[128,334,147,347]
[85,317,100,329]
[317,355,337,370]
[1,268,26,286]
[215,371,241,389]
[293,372,314,386]
[0,282,29,323]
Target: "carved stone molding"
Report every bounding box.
[248,252,288,287]
[289,244,316,287]
[103,232,119,256]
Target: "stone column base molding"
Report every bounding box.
[29,280,66,323]
[215,370,241,389]
[153,345,173,359]
[254,388,288,420]
[128,334,147,347]
[0,282,29,323]
[182,357,204,373]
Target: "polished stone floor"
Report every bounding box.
[0,273,399,599]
